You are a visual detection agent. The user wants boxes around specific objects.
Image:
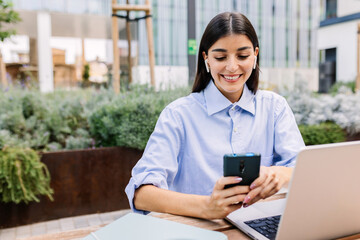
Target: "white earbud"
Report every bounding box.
[253,56,257,70]
[205,59,210,73]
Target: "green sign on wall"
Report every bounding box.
[188,39,197,55]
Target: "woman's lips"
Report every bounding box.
[221,74,242,82]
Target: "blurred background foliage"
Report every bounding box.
[0,0,21,42]
[0,85,190,151]
[0,81,359,153]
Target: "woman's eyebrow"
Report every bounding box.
[211,48,227,52]
[237,46,252,51]
[211,46,252,52]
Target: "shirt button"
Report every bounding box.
[234,128,237,132]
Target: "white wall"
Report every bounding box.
[338,0,360,17]
[50,37,82,64]
[317,20,359,82]
[260,68,319,92]
[0,35,29,63]
[132,65,189,91]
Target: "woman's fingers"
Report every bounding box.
[249,166,270,190]
[227,202,244,212]
[206,177,252,219]
[223,190,248,205]
[208,166,292,218]
[242,185,263,206]
[214,176,243,190]
[223,184,250,196]
[212,178,250,202]
[247,186,280,206]
[243,167,279,206]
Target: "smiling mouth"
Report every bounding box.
[221,74,242,81]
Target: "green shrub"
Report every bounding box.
[0,147,53,204]
[0,88,101,151]
[89,86,190,150]
[65,128,93,150]
[82,64,91,88]
[0,130,22,149]
[329,81,355,95]
[299,122,346,145]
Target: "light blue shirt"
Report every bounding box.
[125,80,305,214]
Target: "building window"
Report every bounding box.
[326,0,337,19]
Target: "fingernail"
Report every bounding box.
[235,177,243,182]
[243,203,248,208]
[250,183,256,189]
[243,196,251,204]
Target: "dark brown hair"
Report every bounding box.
[192,12,260,93]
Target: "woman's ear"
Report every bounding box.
[202,51,207,60]
[202,51,210,73]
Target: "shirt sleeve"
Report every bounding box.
[125,106,184,214]
[273,96,305,167]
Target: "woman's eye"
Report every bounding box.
[238,55,249,60]
[214,57,226,61]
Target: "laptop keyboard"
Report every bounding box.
[244,215,281,240]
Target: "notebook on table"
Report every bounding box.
[83,212,227,240]
[226,141,360,240]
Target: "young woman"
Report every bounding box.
[125,12,304,220]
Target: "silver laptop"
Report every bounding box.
[226,141,360,240]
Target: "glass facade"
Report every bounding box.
[12,0,319,68]
[134,0,188,66]
[135,0,319,68]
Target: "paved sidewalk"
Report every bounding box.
[0,209,132,240]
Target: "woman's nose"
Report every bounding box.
[225,57,238,72]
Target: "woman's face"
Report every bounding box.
[203,34,259,103]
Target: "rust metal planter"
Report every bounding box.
[0,146,142,228]
[347,133,360,142]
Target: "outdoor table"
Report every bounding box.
[21,193,360,240]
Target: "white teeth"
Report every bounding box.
[223,75,239,80]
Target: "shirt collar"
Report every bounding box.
[204,80,256,116]
[236,84,256,115]
[204,80,232,115]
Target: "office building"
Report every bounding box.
[4,0,321,91]
[317,0,360,92]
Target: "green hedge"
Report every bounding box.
[0,87,349,150]
[298,122,346,145]
[0,87,350,150]
[0,86,190,151]
[89,87,189,150]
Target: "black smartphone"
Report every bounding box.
[223,153,260,188]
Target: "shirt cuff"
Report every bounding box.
[274,157,296,167]
[125,172,168,215]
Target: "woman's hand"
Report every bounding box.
[242,166,293,207]
[203,177,250,219]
